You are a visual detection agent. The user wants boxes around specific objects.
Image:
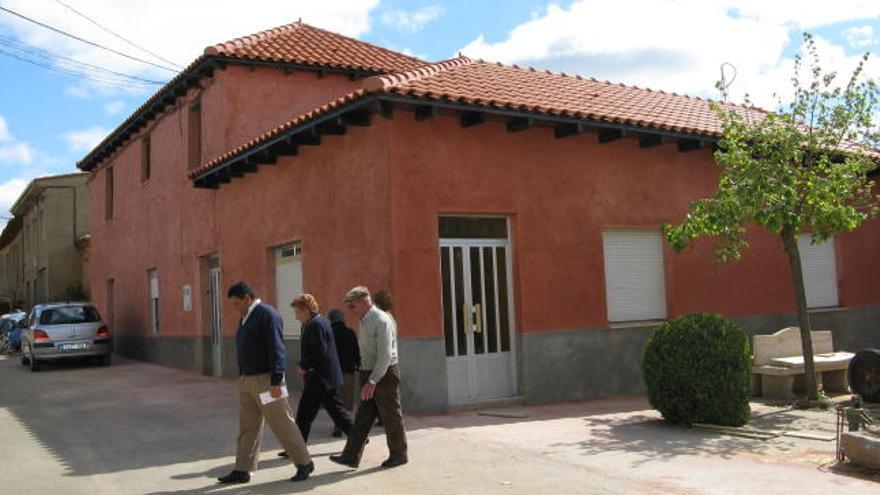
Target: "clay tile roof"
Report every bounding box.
[204,21,426,73]
[385,59,767,136]
[78,22,428,172]
[192,56,776,180]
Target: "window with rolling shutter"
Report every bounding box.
[602,230,667,323]
[798,235,838,309]
[148,268,159,335]
[275,243,303,338]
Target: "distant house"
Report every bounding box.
[0,173,90,310]
[78,22,880,413]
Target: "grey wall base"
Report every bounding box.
[113,335,305,391]
[111,305,880,414]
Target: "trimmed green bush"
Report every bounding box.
[643,313,751,426]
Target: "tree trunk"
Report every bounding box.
[780,227,819,400]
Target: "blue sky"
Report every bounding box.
[0,0,878,225]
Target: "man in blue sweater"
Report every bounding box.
[218,282,314,484]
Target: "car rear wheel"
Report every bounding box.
[100,354,112,367]
[29,353,41,372]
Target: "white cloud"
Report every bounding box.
[381,5,443,34]
[63,126,110,154]
[0,143,36,165]
[0,115,36,166]
[459,0,880,110]
[104,100,126,116]
[0,0,382,91]
[844,26,877,48]
[0,177,30,219]
[0,116,12,142]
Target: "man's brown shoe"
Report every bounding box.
[290,461,314,482]
[329,454,359,468]
[380,457,408,468]
[217,470,250,484]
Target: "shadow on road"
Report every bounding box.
[145,466,385,495]
[0,356,349,479]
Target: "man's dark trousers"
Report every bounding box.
[295,374,353,442]
[341,364,408,463]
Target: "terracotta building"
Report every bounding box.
[78,22,880,412]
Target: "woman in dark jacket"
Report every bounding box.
[291,294,352,443]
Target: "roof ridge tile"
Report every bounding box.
[363,56,474,92]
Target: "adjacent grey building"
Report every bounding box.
[0,172,91,310]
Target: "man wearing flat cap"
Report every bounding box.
[330,286,408,469]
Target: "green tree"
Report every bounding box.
[664,34,879,400]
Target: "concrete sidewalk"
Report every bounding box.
[0,354,877,494]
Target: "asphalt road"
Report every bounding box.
[0,354,638,495]
[3,353,877,494]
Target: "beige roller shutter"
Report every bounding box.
[275,243,303,338]
[798,235,838,309]
[602,230,667,323]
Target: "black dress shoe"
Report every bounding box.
[290,461,314,482]
[217,470,251,484]
[329,454,359,468]
[278,451,289,458]
[380,457,408,468]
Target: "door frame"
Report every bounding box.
[439,218,518,405]
[207,257,222,377]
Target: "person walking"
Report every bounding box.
[291,294,353,443]
[218,282,314,484]
[330,286,408,469]
[328,308,360,437]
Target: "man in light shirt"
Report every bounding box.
[330,286,408,469]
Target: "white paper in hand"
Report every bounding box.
[259,387,289,405]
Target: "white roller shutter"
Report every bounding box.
[798,235,838,308]
[602,230,667,323]
[275,243,303,338]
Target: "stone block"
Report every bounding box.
[842,431,880,470]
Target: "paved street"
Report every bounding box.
[0,353,877,494]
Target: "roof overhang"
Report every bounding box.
[191,93,721,189]
[76,56,384,173]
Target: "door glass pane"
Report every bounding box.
[440,247,455,357]
[439,217,508,239]
[470,247,485,355]
[497,247,511,352]
[483,247,498,353]
[453,247,466,356]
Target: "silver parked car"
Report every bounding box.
[20,302,112,371]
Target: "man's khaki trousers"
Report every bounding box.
[236,374,311,471]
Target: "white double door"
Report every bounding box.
[440,239,517,405]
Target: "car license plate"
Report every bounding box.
[60,342,89,350]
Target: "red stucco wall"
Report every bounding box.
[386,115,880,338]
[89,69,880,346]
[89,66,371,339]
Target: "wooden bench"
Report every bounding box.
[752,327,853,399]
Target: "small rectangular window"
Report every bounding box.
[148,269,159,334]
[275,243,303,338]
[188,100,201,170]
[105,167,114,221]
[141,136,151,182]
[602,230,667,323]
[798,235,838,308]
[439,217,508,239]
